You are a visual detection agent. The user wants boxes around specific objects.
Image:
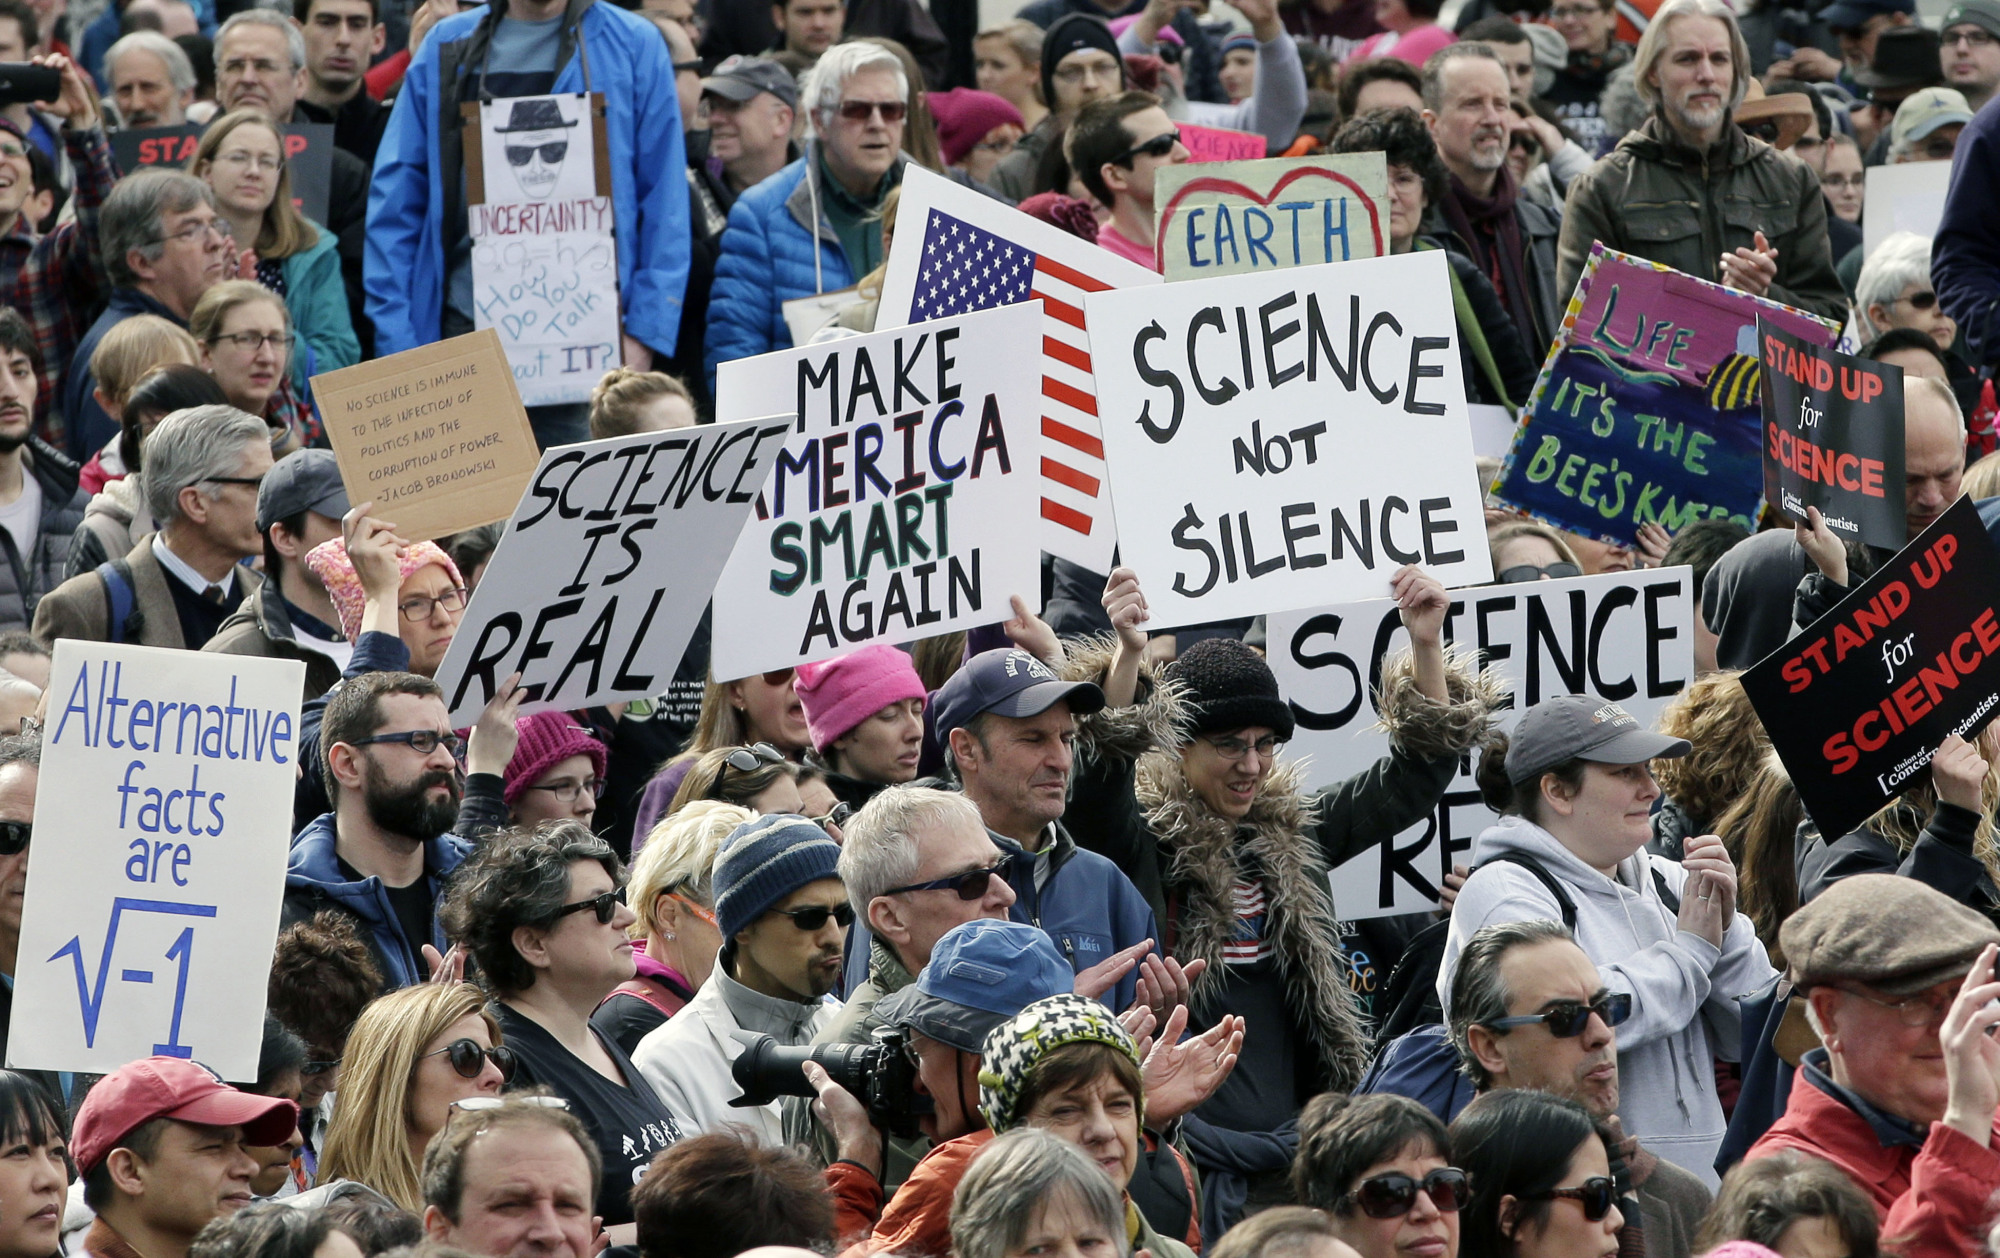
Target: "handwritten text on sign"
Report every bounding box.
[9,645,303,1078]
[1154,153,1390,282]
[1267,568,1693,918]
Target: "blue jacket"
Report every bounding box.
[283,225,361,392]
[365,0,690,358]
[283,813,471,990]
[1936,102,2000,367]
[64,288,183,464]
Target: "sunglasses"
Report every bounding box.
[505,141,568,165]
[1498,562,1582,583]
[424,1038,519,1082]
[1531,1177,1618,1222]
[713,742,788,799]
[1485,992,1633,1038]
[770,902,856,930]
[0,820,28,856]
[1345,1168,1471,1218]
[813,802,854,834]
[1114,129,1180,165]
[1899,290,1940,310]
[555,889,624,925]
[836,99,906,123]
[882,858,1013,900]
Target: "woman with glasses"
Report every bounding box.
[441,823,679,1238]
[498,711,610,829]
[1443,695,1777,1184]
[318,983,511,1212]
[1291,1092,1463,1258]
[189,280,316,455]
[1821,135,1864,226]
[630,667,812,852]
[666,742,806,817]
[1486,521,1584,585]
[187,110,360,391]
[1452,1090,1624,1258]
[1543,0,1626,155]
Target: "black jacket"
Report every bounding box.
[201,577,346,701]
[1796,800,1999,918]
[0,439,87,634]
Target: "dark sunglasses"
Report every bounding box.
[882,858,1013,900]
[1498,562,1582,583]
[1114,129,1180,165]
[424,1038,518,1082]
[836,99,906,123]
[555,889,624,925]
[761,668,795,686]
[1345,1168,1471,1218]
[1531,1177,1618,1222]
[1901,289,1940,310]
[0,820,29,856]
[505,141,568,165]
[771,902,855,930]
[713,742,787,799]
[1485,992,1633,1038]
[813,801,854,834]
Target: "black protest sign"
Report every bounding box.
[110,122,335,226]
[1759,317,1906,549]
[1742,495,2000,839]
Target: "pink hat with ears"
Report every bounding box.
[793,644,926,753]
[303,536,465,642]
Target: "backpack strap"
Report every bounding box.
[1479,852,1579,930]
[1650,864,1682,914]
[95,559,135,645]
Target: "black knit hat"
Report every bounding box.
[1165,638,1294,741]
[1041,14,1123,113]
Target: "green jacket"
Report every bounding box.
[1556,113,1847,324]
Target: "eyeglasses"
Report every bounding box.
[399,588,469,622]
[1897,290,1940,310]
[149,218,233,247]
[214,149,284,172]
[1113,129,1180,165]
[882,858,1013,900]
[349,729,464,757]
[556,888,624,925]
[1053,57,1120,84]
[220,56,290,76]
[1201,733,1286,762]
[812,802,854,834]
[0,141,27,162]
[1509,132,1542,158]
[671,891,719,927]
[1821,173,1864,191]
[1839,985,1954,1026]
[1530,1178,1618,1222]
[712,742,787,798]
[505,141,568,166]
[210,331,290,353]
[0,820,29,856]
[1549,4,1604,16]
[528,776,604,803]
[202,473,268,490]
[1344,1168,1471,1218]
[424,1038,519,1082]
[769,902,855,930]
[1947,25,1998,45]
[835,99,906,123]
[301,1057,340,1076]
[1485,992,1633,1037]
[450,1095,569,1114]
[1920,135,1960,160]
[1498,562,1583,583]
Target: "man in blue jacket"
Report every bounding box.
[365,0,688,447]
[1934,93,2000,370]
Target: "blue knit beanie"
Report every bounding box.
[712,814,844,941]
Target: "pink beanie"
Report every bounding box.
[929,87,1025,167]
[503,710,609,807]
[794,644,926,753]
[1699,1246,1782,1258]
[303,537,465,642]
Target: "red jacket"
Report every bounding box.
[1747,1061,2000,1257]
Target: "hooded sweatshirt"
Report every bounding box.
[1439,815,1778,1186]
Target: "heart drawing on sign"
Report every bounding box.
[1154,164,1387,272]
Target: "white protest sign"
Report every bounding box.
[1266,568,1693,920]
[10,644,303,1078]
[1863,161,1951,259]
[434,414,796,725]
[469,93,621,407]
[1468,404,1520,460]
[1153,152,1391,283]
[710,302,1042,679]
[1083,252,1492,628]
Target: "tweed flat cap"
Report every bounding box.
[1781,874,2000,996]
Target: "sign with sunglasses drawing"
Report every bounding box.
[709,302,1042,678]
[433,411,797,725]
[1266,567,1693,919]
[8,643,303,1078]
[1152,152,1390,282]
[1759,317,1906,550]
[466,93,621,407]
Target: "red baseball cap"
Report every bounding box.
[72,1057,299,1175]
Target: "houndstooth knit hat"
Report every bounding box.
[978,993,1143,1133]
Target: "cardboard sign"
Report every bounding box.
[9,645,303,1078]
[709,303,1043,679]
[1760,317,1906,550]
[434,414,794,725]
[1267,568,1694,918]
[1492,247,1839,547]
[1082,252,1492,628]
[876,166,1159,574]
[1863,161,1951,260]
[1179,123,1266,163]
[1742,496,2000,840]
[1153,153,1390,282]
[466,94,621,408]
[312,329,541,541]
[112,122,337,227]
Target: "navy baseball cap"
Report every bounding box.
[1504,695,1689,787]
[1823,0,1913,31]
[702,55,799,109]
[931,648,1105,740]
[258,449,351,533]
[874,919,1075,1052]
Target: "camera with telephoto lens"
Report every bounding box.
[729,1025,932,1139]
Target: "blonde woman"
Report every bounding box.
[317,984,511,1211]
[78,315,199,493]
[629,672,812,849]
[591,800,749,1053]
[588,368,697,440]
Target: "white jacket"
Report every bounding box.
[631,969,839,1145]
[1438,815,1777,1186]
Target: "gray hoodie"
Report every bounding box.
[1437,814,1777,1187]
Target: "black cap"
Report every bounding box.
[1503,695,1690,786]
[702,55,799,109]
[257,449,350,533]
[931,648,1104,741]
[1852,26,1944,92]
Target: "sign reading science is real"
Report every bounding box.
[1083,251,1492,628]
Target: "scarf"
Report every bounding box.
[1441,165,1536,351]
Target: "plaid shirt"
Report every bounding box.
[11,123,116,453]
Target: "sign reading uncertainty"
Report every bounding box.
[312,329,541,541]
[1759,317,1906,551]
[9,645,303,1079]
[1083,251,1492,628]
[433,413,794,725]
[1267,567,1694,919]
[1742,495,2000,841]
[1153,153,1390,282]
[710,302,1042,679]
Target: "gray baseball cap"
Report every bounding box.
[257,449,350,534]
[701,55,798,109]
[1503,695,1690,787]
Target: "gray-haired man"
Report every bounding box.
[104,30,193,126]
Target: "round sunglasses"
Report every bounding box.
[1530,1176,1617,1222]
[1344,1168,1470,1218]
[424,1038,518,1082]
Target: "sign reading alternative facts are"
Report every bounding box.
[1153,153,1390,282]
[1084,251,1492,627]
[9,645,303,1079]
[1743,496,2000,840]
[433,414,794,725]
[1760,317,1906,550]
[710,302,1042,679]
[1268,568,1693,919]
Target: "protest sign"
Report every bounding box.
[111,123,335,226]
[877,166,1159,574]
[1153,153,1390,282]
[1492,246,1839,547]
[1863,161,1950,260]
[1468,404,1520,460]
[1082,251,1492,627]
[1267,567,1694,918]
[464,94,621,407]
[8,644,302,1078]
[709,303,1042,678]
[1742,495,2000,841]
[434,413,794,725]
[1180,123,1266,162]
[313,329,540,541]
[1759,317,1906,549]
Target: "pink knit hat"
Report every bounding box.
[929,87,1025,167]
[794,644,926,753]
[303,537,465,642]
[1699,1246,1781,1258]
[503,710,610,807]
